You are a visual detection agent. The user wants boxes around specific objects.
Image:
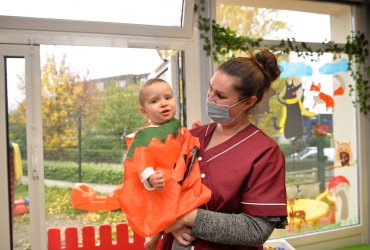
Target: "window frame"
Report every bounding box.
[0,0,195,39]
[198,0,370,249]
[0,44,46,250]
[0,0,369,249]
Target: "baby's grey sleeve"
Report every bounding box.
[191,209,278,246]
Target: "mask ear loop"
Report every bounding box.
[229,97,249,108]
[232,96,258,122]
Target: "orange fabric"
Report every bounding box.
[117,126,211,237]
[71,183,121,211]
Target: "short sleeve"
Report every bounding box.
[240,145,287,216]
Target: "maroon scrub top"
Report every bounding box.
[162,123,287,250]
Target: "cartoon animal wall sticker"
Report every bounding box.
[309,76,345,111]
[336,141,353,166]
[277,81,316,141]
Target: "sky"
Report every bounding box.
[6,47,165,110]
[6,59,25,110]
[267,10,330,43]
[42,46,165,79]
[0,0,183,26]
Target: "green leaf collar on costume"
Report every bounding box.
[126,118,181,160]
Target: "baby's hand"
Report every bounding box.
[148,170,165,190]
[191,120,201,128]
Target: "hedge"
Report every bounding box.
[21,159,334,186]
[22,160,123,185]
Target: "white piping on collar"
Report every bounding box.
[241,202,286,206]
[206,129,259,163]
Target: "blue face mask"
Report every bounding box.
[206,98,247,123]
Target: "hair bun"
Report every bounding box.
[256,49,281,82]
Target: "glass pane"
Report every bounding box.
[215,1,358,240]
[0,0,184,27]
[216,3,331,43]
[264,10,330,42]
[41,45,182,246]
[6,57,30,250]
[249,51,359,238]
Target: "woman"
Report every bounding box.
[161,49,288,250]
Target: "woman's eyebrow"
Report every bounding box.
[209,83,225,94]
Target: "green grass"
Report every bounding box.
[335,244,370,250]
[14,184,127,225]
[264,241,370,250]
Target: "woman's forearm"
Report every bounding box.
[191,209,275,246]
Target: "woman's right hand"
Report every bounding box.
[166,209,197,233]
[171,226,196,246]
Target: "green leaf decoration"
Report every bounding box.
[195,1,370,115]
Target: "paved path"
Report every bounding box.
[20,176,118,193]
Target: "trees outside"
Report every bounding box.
[41,55,88,150]
[8,102,27,152]
[216,4,289,40]
[8,68,27,155]
[9,53,149,164]
[97,82,147,146]
[216,3,289,139]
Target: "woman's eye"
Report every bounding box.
[208,88,224,99]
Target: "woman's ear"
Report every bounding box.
[243,96,257,110]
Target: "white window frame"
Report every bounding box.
[0,1,201,249]
[0,0,368,249]
[0,44,46,250]
[0,41,198,250]
[0,0,195,39]
[201,1,370,249]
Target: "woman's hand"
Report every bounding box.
[171,226,196,246]
[166,209,198,233]
[191,120,201,128]
[165,210,198,245]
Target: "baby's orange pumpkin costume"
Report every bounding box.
[117,118,212,237]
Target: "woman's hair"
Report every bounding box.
[217,49,281,106]
[138,78,170,106]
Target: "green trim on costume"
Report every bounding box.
[126,118,181,160]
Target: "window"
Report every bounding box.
[216,0,358,239]
[273,52,358,238]
[3,44,187,249]
[0,0,184,27]
[216,3,331,43]
[0,0,194,39]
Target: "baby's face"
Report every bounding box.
[140,81,177,125]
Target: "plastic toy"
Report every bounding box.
[71,183,120,211]
[13,196,29,215]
